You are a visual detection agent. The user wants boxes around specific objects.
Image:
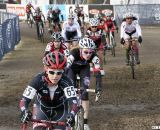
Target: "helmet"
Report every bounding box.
[51,32,63,41]
[105,12,112,17]
[68,14,75,19]
[89,18,99,26]
[123,12,133,18]
[43,52,66,69]
[79,38,96,49]
[54,6,59,10]
[36,7,40,12]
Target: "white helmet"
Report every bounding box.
[79,38,96,49]
[123,12,133,18]
[68,14,75,19]
[89,18,99,26]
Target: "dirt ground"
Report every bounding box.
[0,23,160,130]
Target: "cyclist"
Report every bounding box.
[19,52,78,130]
[94,13,105,31]
[62,14,82,50]
[85,18,103,49]
[45,32,70,57]
[33,7,45,39]
[50,6,64,32]
[120,12,142,65]
[66,38,102,130]
[74,4,85,28]
[103,12,117,49]
[26,2,35,22]
[85,18,104,68]
[47,6,53,30]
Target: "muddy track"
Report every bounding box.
[0,23,160,130]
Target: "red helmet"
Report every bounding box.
[43,52,66,69]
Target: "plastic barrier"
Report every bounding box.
[0,12,21,60]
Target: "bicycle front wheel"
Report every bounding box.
[110,36,116,57]
[130,50,135,79]
[73,106,84,130]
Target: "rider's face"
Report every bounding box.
[81,48,93,60]
[46,69,63,85]
[54,41,61,49]
[91,26,98,32]
[68,18,74,25]
[126,17,133,24]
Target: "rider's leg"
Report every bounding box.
[105,32,110,49]
[132,39,140,64]
[36,22,40,39]
[79,65,91,129]
[124,41,130,65]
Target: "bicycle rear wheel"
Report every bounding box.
[39,23,44,43]
[73,106,84,130]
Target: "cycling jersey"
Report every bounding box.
[26,4,34,13]
[67,48,100,69]
[121,20,142,39]
[45,42,69,57]
[52,9,63,22]
[19,73,78,124]
[66,48,101,100]
[62,21,82,41]
[104,19,115,32]
[86,28,103,49]
[34,12,44,22]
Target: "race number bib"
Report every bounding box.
[23,86,36,99]
[64,86,76,98]
[92,56,100,69]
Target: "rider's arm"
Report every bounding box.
[19,74,40,112]
[135,21,142,37]
[61,22,67,40]
[63,77,78,115]
[76,22,82,38]
[120,22,125,39]
[66,54,75,68]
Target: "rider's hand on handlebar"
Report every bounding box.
[138,36,142,43]
[95,88,102,101]
[21,110,32,123]
[120,38,125,45]
[66,113,75,127]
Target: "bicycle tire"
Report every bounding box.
[103,49,106,65]
[39,23,44,43]
[73,106,84,130]
[110,35,116,57]
[130,50,135,79]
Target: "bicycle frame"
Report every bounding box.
[38,21,44,43]
[22,119,70,130]
[125,38,138,79]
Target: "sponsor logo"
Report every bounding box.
[89,9,99,14]
[102,9,112,14]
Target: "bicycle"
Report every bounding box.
[22,119,71,130]
[125,38,138,79]
[65,38,79,51]
[49,20,61,34]
[27,13,34,28]
[37,21,45,43]
[72,75,99,130]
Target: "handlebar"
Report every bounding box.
[74,88,99,102]
[22,119,67,130]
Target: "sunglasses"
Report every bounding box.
[126,17,132,20]
[48,70,64,75]
[91,26,97,28]
[83,51,93,55]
